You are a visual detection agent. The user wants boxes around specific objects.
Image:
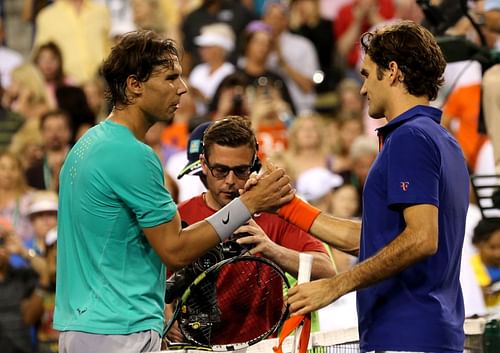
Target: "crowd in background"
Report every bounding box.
[0,0,499,352]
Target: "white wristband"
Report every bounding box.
[206,198,252,241]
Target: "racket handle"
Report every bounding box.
[297,253,313,284]
[292,253,313,353]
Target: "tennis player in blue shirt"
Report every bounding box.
[283,20,469,353]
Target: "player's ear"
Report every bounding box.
[387,61,402,84]
[200,154,208,175]
[126,75,143,96]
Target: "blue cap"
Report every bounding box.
[177,122,212,179]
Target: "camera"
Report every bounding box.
[165,236,253,303]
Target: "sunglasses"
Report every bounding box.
[205,160,253,180]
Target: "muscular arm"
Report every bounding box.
[235,219,335,279]
[144,169,293,271]
[331,204,438,296]
[266,248,335,280]
[309,212,361,256]
[144,213,221,272]
[288,204,438,314]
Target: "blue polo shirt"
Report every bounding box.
[358,105,469,353]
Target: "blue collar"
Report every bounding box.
[376,105,442,137]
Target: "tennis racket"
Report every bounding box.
[164,255,290,351]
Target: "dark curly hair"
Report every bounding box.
[360,20,446,101]
[101,30,180,107]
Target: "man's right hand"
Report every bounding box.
[165,303,185,343]
[240,167,294,214]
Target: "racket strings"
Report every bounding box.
[179,257,289,348]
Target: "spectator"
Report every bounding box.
[295,166,343,214]
[263,1,320,114]
[160,91,198,162]
[289,0,342,92]
[144,122,180,203]
[340,134,378,214]
[0,151,35,242]
[55,85,95,142]
[26,191,58,256]
[209,71,252,120]
[8,120,44,171]
[282,114,337,181]
[0,18,23,91]
[10,191,58,269]
[165,119,209,204]
[82,76,109,123]
[93,0,135,41]
[180,0,255,72]
[471,218,500,316]
[335,0,395,75]
[441,59,487,171]
[25,110,72,191]
[189,23,236,116]
[336,78,365,119]
[0,75,25,152]
[331,113,365,173]
[33,0,111,85]
[32,227,58,353]
[33,41,73,108]
[236,20,294,112]
[232,21,295,159]
[131,0,168,38]
[482,0,500,172]
[3,64,50,121]
[0,217,47,353]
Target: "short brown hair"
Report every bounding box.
[202,116,257,161]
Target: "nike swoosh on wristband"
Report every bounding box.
[222,212,230,224]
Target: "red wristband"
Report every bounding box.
[278,196,321,232]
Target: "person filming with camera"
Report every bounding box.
[165,116,335,343]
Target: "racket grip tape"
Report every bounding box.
[297,253,313,284]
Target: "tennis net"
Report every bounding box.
[161,318,487,353]
[243,318,485,353]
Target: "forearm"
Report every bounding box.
[280,62,315,93]
[278,197,360,255]
[267,247,335,280]
[335,225,437,296]
[309,213,360,256]
[337,19,363,58]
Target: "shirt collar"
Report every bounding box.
[376,105,442,137]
